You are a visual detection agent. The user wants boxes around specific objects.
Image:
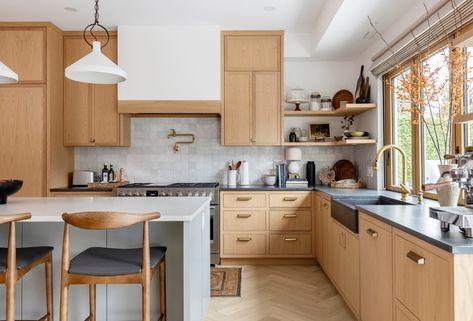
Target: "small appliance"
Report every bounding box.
[72,171,95,187]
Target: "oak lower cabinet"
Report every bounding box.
[330,219,360,318]
[220,191,314,262]
[359,213,393,321]
[0,23,73,196]
[221,31,283,146]
[64,32,130,147]
[315,193,332,276]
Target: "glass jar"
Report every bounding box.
[310,92,321,111]
[321,97,333,111]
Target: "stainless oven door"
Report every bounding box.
[210,205,220,265]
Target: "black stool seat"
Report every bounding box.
[0,247,53,272]
[69,247,167,276]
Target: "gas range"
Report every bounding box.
[113,182,219,205]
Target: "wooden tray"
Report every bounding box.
[332,90,354,110]
[332,160,356,181]
[87,181,129,189]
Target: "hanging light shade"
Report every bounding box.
[0,60,18,84]
[65,0,127,84]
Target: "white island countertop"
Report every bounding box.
[0,197,211,222]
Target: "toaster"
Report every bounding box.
[72,171,94,187]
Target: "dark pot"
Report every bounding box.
[0,180,23,204]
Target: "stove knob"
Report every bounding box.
[126,192,133,197]
[118,191,126,197]
[134,192,141,196]
[177,191,183,197]
[201,192,207,197]
[208,192,213,199]
[159,192,166,197]
[140,191,147,197]
[194,192,200,197]
[167,192,173,197]
[187,192,193,197]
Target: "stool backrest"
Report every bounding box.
[0,213,31,225]
[62,211,160,230]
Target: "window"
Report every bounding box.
[464,48,473,147]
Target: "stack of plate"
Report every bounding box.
[344,131,370,140]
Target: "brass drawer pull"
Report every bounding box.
[407,251,425,265]
[237,214,252,218]
[236,197,252,201]
[283,197,298,201]
[323,203,329,208]
[237,237,252,242]
[283,214,297,218]
[366,228,378,238]
[283,237,298,242]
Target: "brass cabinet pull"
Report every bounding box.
[89,138,95,143]
[250,138,257,143]
[283,237,298,242]
[283,214,297,218]
[339,232,346,248]
[236,197,252,201]
[323,203,329,208]
[407,251,425,265]
[237,237,252,242]
[366,228,378,238]
[283,197,298,201]
[237,214,252,218]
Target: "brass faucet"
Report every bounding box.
[373,144,410,201]
[167,129,195,153]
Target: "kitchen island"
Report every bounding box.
[0,197,211,321]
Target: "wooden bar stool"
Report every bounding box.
[0,213,54,321]
[59,211,166,321]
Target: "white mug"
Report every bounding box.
[228,170,238,186]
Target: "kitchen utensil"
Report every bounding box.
[332,90,354,110]
[332,160,356,181]
[262,175,277,186]
[239,161,250,186]
[306,161,316,186]
[72,170,95,186]
[354,65,364,101]
[0,179,23,204]
[235,161,242,170]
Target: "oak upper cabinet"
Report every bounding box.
[0,23,73,196]
[222,31,283,146]
[331,219,360,318]
[359,212,393,321]
[64,32,130,147]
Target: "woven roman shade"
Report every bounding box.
[371,0,473,77]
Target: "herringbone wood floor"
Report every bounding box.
[206,265,357,321]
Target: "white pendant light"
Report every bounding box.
[0,60,18,84]
[65,0,127,84]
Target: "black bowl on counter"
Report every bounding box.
[0,180,23,204]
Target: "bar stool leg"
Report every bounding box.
[89,284,96,321]
[5,279,15,321]
[45,257,54,321]
[142,282,151,321]
[60,283,69,321]
[159,258,167,321]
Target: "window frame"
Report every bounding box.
[383,37,463,199]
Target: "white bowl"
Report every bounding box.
[350,131,365,137]
[262,175,277,186]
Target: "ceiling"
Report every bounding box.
[0,0,445,60]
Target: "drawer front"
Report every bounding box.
[269,233,312,255]
[223,233,266,255]
[269,210,311,231]
[223,193,266,208]
[223,210,266,231]
[394,235,450,321]
[269,192,311,208]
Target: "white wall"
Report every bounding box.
[118,26,221,100]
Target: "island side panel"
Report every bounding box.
[106,222,184,321]
[20,223,107,321]
[183,207,210,321]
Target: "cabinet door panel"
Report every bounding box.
[253,72,280,145]
[224,72,252,145]
[0,29,45,82]
[394,235,450,321]
[93,37,119,145]
[0,87,45,196]
[360,215,393,321]
[225,35,280,71]
[321,199,332,275]
[64,37,93,146]
[330,220,344,288]
[343,228,360,316]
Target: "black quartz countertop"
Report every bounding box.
[50,187,113,192]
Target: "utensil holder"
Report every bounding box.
[228,170,238,187]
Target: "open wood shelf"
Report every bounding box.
[282,139,377,147]
[284,103,376,117]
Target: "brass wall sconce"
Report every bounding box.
[167,129,195,153]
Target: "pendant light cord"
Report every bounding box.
[83,0,110,49]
